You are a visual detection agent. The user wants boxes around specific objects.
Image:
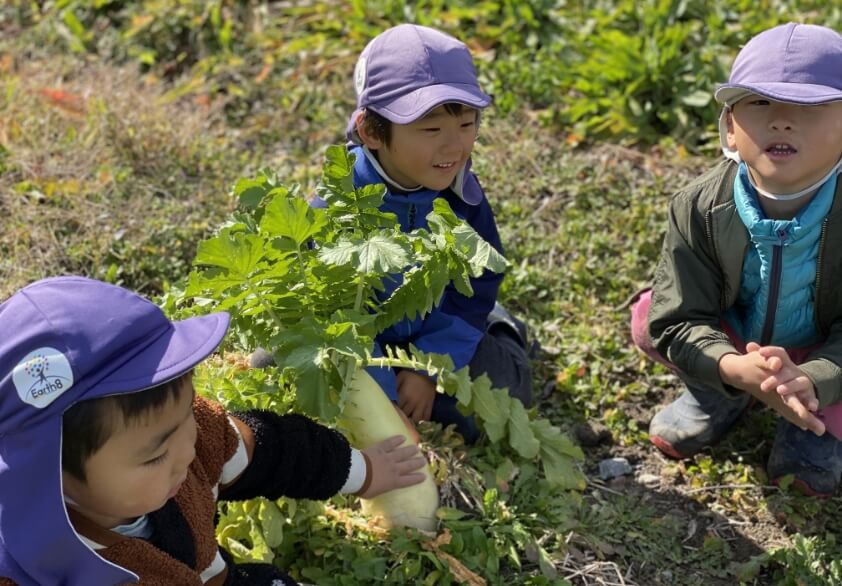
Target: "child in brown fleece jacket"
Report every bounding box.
[0,277,425,585]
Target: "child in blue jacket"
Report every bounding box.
[340,24,533,442]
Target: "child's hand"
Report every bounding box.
[718,347,772,390]
[753,344,820,412]
[720,342,825,436]
[357,436,427,499]
[396,371,436,423]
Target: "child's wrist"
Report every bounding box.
[717,352,740,385]
[355,451,373,497]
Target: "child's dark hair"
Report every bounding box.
[362,102,477,146]
[61,371,192,481]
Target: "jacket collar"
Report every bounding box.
[351,145,483,205]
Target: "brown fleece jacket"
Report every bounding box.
[0,397,240,586]
[87,395,240,585]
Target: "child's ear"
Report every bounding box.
[356,112,383,150]
[724,108,738,150]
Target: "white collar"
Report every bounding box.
[361,146,470,200]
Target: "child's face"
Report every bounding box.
[366,105,478,191]
[62,379,198,528]
[727,95,842,194]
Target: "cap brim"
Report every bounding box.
[88,311,230,399]
[370,83,491,124]
[0,311,228,583]
[715,82,842,105]
[0,423,137,584]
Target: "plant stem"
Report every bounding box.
[295,248,310,297]
[353,277,365,313]
[245,279,284,332]
[367,355,423,371]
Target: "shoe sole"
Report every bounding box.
[650,435,688,460]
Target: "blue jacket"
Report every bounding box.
[725,163,836,348]
[348,146,504,400]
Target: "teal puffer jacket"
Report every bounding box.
[726,163,837,348]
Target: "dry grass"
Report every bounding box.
[0,53,239,298]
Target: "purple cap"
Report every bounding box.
[0,276,229,585]
[346,24,491,143]
[715,23,842,106]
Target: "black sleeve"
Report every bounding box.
[218,410,352,502]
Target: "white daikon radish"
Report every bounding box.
[338,369,439,531]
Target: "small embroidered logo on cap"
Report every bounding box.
[354,56,367,96]
[13,347,74,408]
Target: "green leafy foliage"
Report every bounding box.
[15,0,842,149]
[181,145,582,490]
[198,357,583,583]
[746,534,842,585]
[10,3,842,581]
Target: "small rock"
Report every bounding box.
[638,473,661,487]
[661,569,674,582]
[572,422,612,447]
[598,457,632,480]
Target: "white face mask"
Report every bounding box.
[718,107,842,201]
[746,157,842,201]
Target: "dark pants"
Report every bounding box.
[432,327,533,443]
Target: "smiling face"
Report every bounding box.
[62,379,198,528]
[359,104,479,191]
[726,95,842,194]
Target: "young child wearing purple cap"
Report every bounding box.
[0,277,426,585]
[337,24,533,442]
[630,23,842,496]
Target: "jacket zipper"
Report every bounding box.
[814,218,828,335]
[760,229,786,345]
[408,204,417,230]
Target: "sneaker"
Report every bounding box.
[649,384,751,459]
[767,418,842,497]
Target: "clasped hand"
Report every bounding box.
[719,342,825,435]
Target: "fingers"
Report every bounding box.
[390,443,421,461]
[408,402,425,423]
[782,396,826,435]
[377,435,409,450]
[397,456,427,474]
[783,394,810,420]
[421,399,433,423]
[405,396,432,423]
[374,437,423,464]
[745,341,760,352]
[757,345,787,358]
[774,376,815,397]
[392,471,427,488]
[358,440,427,498]
[806,415,826,436]
[399,393,423,422]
